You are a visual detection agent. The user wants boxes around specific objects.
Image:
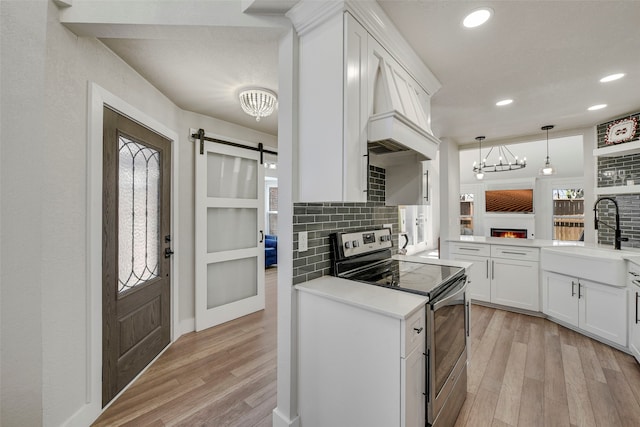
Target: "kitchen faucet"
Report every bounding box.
[593,196,628,250]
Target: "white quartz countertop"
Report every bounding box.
[448,236,585,248]
[295,276,427,320]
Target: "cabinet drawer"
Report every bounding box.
[403,309,425,358]
[450,242,490,257]
[491,245,539,261]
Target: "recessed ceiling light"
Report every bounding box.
[600,73,625,83]
[496,99,513,106]
[463,8,493,28]
[588,104,607,111]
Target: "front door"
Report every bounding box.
[102,106,172,406]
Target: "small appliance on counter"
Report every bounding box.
[330,227,469,427]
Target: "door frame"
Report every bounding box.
[84,82,180,421]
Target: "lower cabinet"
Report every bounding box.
[450,242,539,311]
[629,288,640,362]
[542,271,627,346]
[297,285,426,427]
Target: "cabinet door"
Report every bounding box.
[343,12,368,202]
[629,289,640,362]
[579,280,627,346]
[402,348,425,427]
[542,272,579,327]
[451,253,490,303]
[491,258,539,311]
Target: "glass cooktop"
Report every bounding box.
[342,259,465,297]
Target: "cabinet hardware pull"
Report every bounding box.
[571,281,576,297]
[460,247,480,251]
[502,251,527,256]
[492,260,495,280]
[413,327,424,334]
[486,259,489,279]
[578,282,582,299]
[636,292,639,324]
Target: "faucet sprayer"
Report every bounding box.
[593,196,628,250]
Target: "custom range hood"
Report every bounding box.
[368,55,440,161]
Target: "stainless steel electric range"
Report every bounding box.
[330,227,469,427]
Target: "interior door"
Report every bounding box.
[102,107,172,406]
[195,137,265,331]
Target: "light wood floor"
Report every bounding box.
[92,267,278,427]
[94,271,640,427]
[455,304,640,427]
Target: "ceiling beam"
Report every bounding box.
[59,0,291,39]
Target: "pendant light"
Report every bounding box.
[539,125,556,176]
[472,136,485,180]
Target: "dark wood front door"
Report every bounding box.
[102,106,172,406]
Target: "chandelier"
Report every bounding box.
[239,88,277,122]
[472,136,526,180]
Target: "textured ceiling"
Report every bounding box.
[101,1,640,146]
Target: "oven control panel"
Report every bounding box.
[339,228,393,257]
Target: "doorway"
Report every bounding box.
[102,107,172,406]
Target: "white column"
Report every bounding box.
[272,27,301,427]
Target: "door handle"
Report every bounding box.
[578,281,582,299]
[571,281,576,297]
[259,230,264,243]
[164,248,174,258]
[636,292,639,324]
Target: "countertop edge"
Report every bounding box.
[295,276,427,320]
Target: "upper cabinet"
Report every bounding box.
[295,11,369,203]
[289,1,441,203]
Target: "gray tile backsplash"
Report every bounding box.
[596,112,640,248]
[292,165,399,285]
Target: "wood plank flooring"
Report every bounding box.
[94,272,640,427]
[92,267,278,427]
[455,304,640,427]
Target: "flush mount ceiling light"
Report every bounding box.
[588,104,607,111]
[463,8,493,28]
[239,88,277,122]
[600,73,625,83]
[539,125,556,176]
[496,99,513,106]
[472,135,526,180]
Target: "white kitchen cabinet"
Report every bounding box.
[297,278,426,427]
[297,11,369,202]
[542,271,627,346]
[491,257,540,312]
[629,288,640,362]
[541,272,579,325]
[402,345,426,427]
[449,242,539,311]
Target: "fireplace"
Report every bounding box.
[491,228,527,239]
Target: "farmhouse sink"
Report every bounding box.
[541,246,628,287]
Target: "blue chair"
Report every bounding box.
[265,234,277,267]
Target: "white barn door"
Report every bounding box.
[195,137,265,331]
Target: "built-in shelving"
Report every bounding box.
[593,139,640,157]
[595,184,640,195]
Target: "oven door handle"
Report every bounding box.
[432,275,467,311]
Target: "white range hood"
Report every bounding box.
[368,54,440,161]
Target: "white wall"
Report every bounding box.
[1,3,277,425]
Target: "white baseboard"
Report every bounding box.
[180,317,195,335]
[272,408,300,427]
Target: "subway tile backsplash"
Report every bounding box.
[292,165,399,285]
[596,112,640,248]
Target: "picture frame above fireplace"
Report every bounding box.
[485,189,534,213]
